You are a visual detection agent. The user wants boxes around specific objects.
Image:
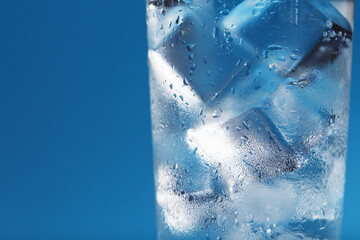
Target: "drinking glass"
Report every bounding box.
[146,0,354,239]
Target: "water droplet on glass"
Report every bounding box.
[183,78,190,85]
[239,38,243,45]
[263,49,268,58]
[252,8,261,16]
[241,135,249,141]
[187,43,196,51]
[191,63,196,71]
[267,44,282,50]
[290,54,300,60]
[212,27,219,38]
[277,55,286,62]
[220,9,230,15]
[180,30,185,38]
[212,109,222,118]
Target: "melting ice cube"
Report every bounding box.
[223,108,297,179]
[263,83,331,152]
[148,50,203,110]
[186,108,297,191]
[206,65,282,122]
[153,6,257,102]
[148,50,204,133]
[156,164,225,233]
[265,30,352,150]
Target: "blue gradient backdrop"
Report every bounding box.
[0,1,358,239]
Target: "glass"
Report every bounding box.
[146,0,354,239]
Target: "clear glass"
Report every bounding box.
[146,0,354,239]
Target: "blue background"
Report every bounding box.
[0,1,358,239]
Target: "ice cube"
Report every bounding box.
[155,6,256,102]
[149,50,204,133]
[291,125,347,222]
[262,83,331,153]
[148,50,204,109]
[156,164,225,233]
[222,0,352,73]
[207,65,282,123]
[232,181,297,224]
[223,182,297,240]
[186,108,297,191]
[275,38,350,143]
[223,108,297,179]
[262,29,352,153]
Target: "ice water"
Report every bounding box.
[146,0,353,239]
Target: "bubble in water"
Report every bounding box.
[328,29,336,38]
[326,20,333,29]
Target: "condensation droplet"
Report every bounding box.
[187,43,196,51]
[290,54,300,60]
[267,44,282,50]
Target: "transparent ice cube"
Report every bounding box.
[232,181,297,224]
[222,182,297,240]
[148,50,204,133]
[289,127,347,223]
[222,0,351,73]
[156,164,226,233]
[154,6,256,102]
[262,84,328,151]
[223,108,297,179]
[206,65,282,123]
[186,120,253,192]
[186,108,297,192]
[156,186,213,233]
[264,43,351,152]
